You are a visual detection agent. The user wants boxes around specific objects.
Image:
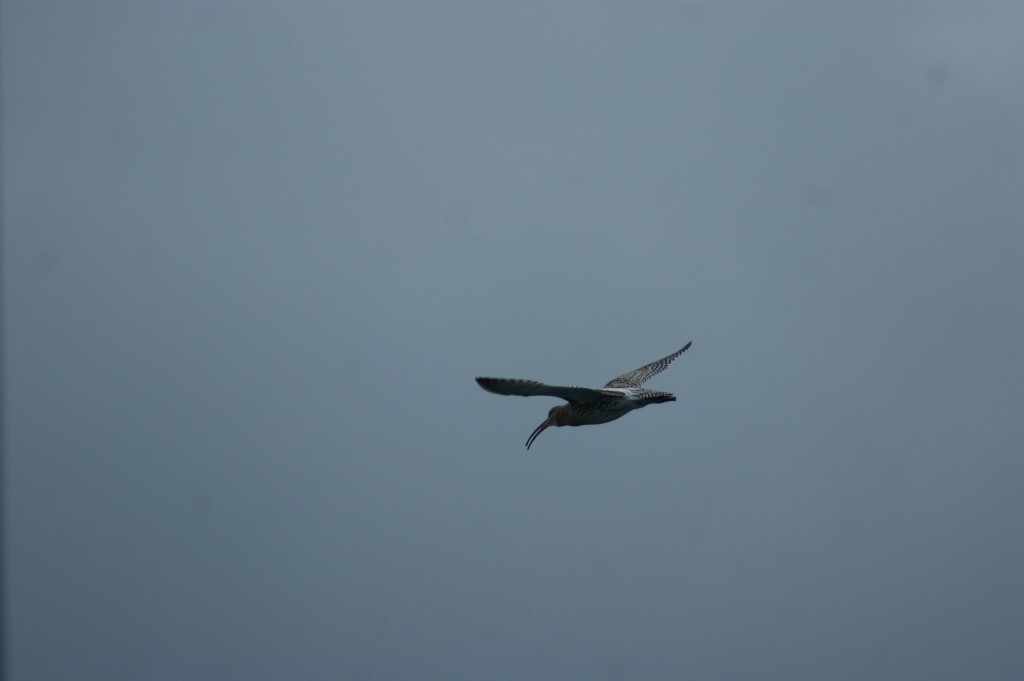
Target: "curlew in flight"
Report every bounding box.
[476,342,692,449]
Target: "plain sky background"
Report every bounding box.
[3,2,1022,680]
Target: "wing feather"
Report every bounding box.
[603,342,692,388]
[475,377,609,404]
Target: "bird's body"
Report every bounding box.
[476,342,691,448]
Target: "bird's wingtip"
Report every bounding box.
[475,377,503,394]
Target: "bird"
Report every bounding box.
[476,342,692,449]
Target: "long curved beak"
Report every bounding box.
[525,417,552,450]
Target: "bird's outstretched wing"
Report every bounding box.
[475,377,609,404]
[603,341,692,388]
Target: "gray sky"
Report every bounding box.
[3,2,1022,680]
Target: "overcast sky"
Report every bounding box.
[3,2,1022,680]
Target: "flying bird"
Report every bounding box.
[476,342,692,449]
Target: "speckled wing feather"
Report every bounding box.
[475,377,610,404]
[603,342,692,388]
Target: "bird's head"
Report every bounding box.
[525,405,570,449]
